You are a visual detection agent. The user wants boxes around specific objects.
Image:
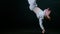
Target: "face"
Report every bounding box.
[44,8,51,19]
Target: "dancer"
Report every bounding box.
[28,0,51,34]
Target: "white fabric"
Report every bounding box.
[36,10,45,30]
[28,0,45,30]
[39,18,44,30]
[28,0,37,10]
[36,10,45,19]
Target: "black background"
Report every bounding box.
[0,0,60,33]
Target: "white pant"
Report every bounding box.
[28,0,37,10]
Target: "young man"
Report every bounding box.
[28,0,51,34]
